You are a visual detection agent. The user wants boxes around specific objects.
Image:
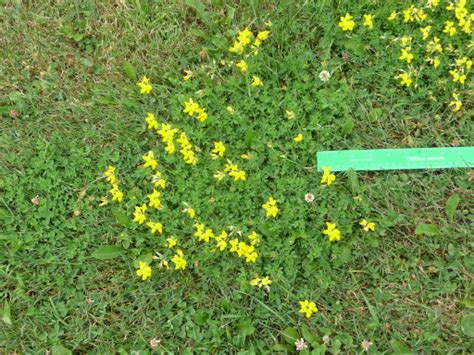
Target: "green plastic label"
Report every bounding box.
[317,147,474,172]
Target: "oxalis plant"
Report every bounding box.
[96,1,470,351]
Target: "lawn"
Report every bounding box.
[1,0,473,353]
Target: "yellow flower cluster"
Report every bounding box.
[211,141,226,160]
[229,27,270,55]
[183,98,208,122]
[229,238,258,263]
[137,76,152,94]
[323,222,341,242]
[262,196,279,218]
[299,300,318,318]
[133,204,147,224]
[449,92,462,112]
[136,261,152,280]
[171,249,187,270]
[194,223,215,243]
[250,276,272,289]
[176,132,198,165]
[222,159,247,181]
[144,113,198,165]
[341,4,470,113]
[321,166,336,186]
[338,13,356,31]
[103,166,124,203]
[402,5,428,23]
[193,223,259,263]
[360,219,376,232]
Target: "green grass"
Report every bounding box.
[1,0,473,353]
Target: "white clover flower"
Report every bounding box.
[319,70,331,82]
[295,338,308,351]
[305,193,315,203]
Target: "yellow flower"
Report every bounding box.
[388,11,397,21]
[286,110,296,119]
[236,60,248,73]
[238,28,253,45]
[229,169,247,181]
[142,150,158,170]
[251,75,263,87]
[247,231,260,243]
[229,40,244,54]
[186,208,196,219]
[215,231,228,251]
[257,30,270,41]
[147,189,161,209]
[338,13,356,32]
[99,196,108,207]
[443,21,456,36]
[250,276,272,288]
[133,204,147,224]
[151,173,166,189]
[359,219,376,232]
[171,249,187,270]
[145,112,159,130]
[321,166,336,185]
[399,72,412,87]
[183,98,200,116]
[250,277,261,286]
[229,238,239,253]
[211,141,226,159]
[146,221,163,235]
[420,26,431,41]
[363,14,374,29]
[104,165,116,184]
[261,276,272,287]
[136,261,152,280]
[323,222,342,242]
[183,70,193,81]
[449,69,467,84]
[426,37,443,53]
[137,76,152,94]
[109,184,123,203]
[293,133,303,142]
[399,47,414,64]
[213,170,226,181]
[400,35,412,47]
[449,93,462,112]
[262,196,279,218]
[226,105,235,114]
[166,237,177,248]
[299,300,318,318]
[195,107,208,122]
[240,153,252,159]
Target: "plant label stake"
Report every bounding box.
[317,147,474,172]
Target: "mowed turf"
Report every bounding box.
[1,1,472,353]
